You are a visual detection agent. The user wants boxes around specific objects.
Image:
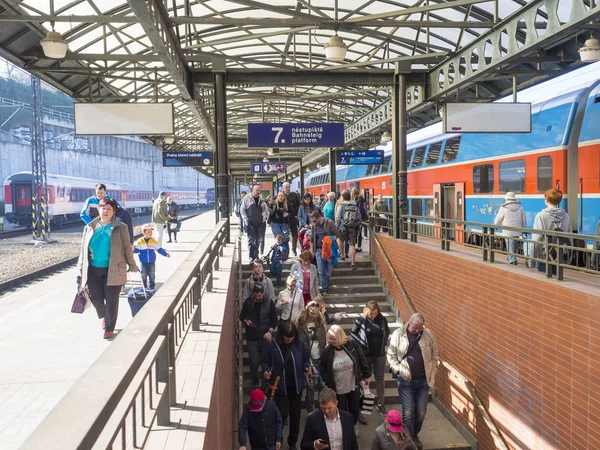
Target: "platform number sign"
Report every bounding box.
[247,123,345,148]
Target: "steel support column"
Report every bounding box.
[299,160,305,196]
[329,150,337,195]
[31,76,50,241]
[214,72,230,241]
[392,68,408,239]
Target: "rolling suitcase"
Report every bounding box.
[127,278,154,316]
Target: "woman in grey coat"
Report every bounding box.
[77,198,139,339]
[371,410,415,450]
[290,250,319,306]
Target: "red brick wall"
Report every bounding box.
[371,234,600,450]
[204,259,238,449]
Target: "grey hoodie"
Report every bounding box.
[494,201,526,237]
[532,207,572,257]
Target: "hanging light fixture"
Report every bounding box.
[381,131,392,144]
[324,34,347,62]
[579,35,600,62]
[263,156,269,162]
[40,30,68,59]
[164,135,175,145]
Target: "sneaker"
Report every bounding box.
[376,403,387,416]
[103,331,115,339]
[358,412,367,425]
[167,240,172,243]
[320,291,327,296]
[356,248,362,252]
[353,425,359,437]
[351,264,356,270]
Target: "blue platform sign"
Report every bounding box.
[163,152,213,167]
[247,123,345,148]
[251,161,287,174]
[337,150,384,165]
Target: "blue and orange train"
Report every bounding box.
[305,80,600,238]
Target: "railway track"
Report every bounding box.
[0,212,203,294]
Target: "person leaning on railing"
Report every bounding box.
[531,189,573,275]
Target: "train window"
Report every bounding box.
[499,159,525,193]
[411,198,423,216]
[411,147,426,167]
[406,149,413,168]
[382,155,391,172]
[537,156,552,192]
[372,164,381,175]
[473,164,494,193]
[442,137,461,162]
[426,142,442,165]
[366,165,374,176]
[424,198,434,217]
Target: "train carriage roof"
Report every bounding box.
[5,172,123,190]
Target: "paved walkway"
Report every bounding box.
[0,211,216,450]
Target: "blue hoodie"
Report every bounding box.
[80,195,121,224]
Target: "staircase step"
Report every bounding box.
[325,283,383,294]
[242,272,379,284]
[242,260,372,270]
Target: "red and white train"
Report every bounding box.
[4,172,208,227]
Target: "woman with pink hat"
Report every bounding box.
[370,409,416,449]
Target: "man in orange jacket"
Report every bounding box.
[309,211,340,296]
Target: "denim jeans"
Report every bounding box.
[141,262,156,289]
[270,222,289,240]
[505,238,517,263]
[304,358,325,412]
[247,222,265,260]
[397,377,429,439]
[315,249,333,292]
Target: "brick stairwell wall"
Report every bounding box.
[204,257,238,449]
[371,234,600,450]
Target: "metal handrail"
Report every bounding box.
[234,231,245,449]
[21,219,230,450]
[400,214,600,281]
[0,96,75,122]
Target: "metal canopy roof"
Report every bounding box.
[1,0,599,179]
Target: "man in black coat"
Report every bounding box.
[301,388,358,450]
[283,181,301,256]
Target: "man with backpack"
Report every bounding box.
[335,190,362,270]
[532,188,573,275]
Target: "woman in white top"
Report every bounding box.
[321,325,371,425]
[276,275,304,324]
[494,192,527,265]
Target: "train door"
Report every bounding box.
[15,184,31,214]
[433,184,442,238]
[443,184,456,240]
[454,182,465,243]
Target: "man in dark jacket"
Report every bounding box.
[240,284,277,386]
[283,181,301,256]
[241,185,269,262]
[301,388,358,450]
[238,388,282,450]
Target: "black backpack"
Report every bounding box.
[547,220,571,263]
[343,202,362,228]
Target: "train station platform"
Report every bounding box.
[0,211,216,450]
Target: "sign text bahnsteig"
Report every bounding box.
[290,126,324,145]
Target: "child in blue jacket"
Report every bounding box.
[134,223,170,289]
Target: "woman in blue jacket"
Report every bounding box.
[264,322,312,450]
[298,193,317,228]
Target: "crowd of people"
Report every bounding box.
[236,183,439,450]
[76,184,181,339]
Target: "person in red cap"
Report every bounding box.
[370,409,416,450]
[238,388,283,450]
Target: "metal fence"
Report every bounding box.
[0,96,75,123]
[366,211,600,281]
[21,219,230,450]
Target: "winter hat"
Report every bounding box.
[505,192,516,202]
[252,283,265,293]
[249,389,266,412]
[386,410,403,433]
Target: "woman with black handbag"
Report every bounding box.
[166,196,179,243]
[275,275,303,326]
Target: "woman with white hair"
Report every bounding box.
[320,324,371,427]
[494,191,526,265]
[322,192,336,221]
